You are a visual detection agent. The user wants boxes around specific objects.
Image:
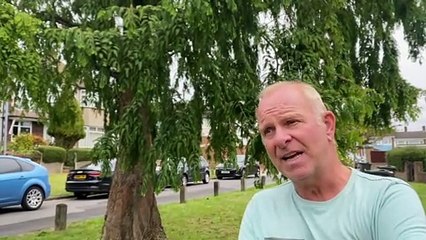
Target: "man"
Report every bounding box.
[239,81,426,240]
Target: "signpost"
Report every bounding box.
[1,102,9,154]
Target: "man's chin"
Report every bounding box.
[285,170,313,182]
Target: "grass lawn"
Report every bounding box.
[1,186,259,240]
[48,173,72,198]
[3,183,426,240]
[411,183,426,210]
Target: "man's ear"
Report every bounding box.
[323,111,336,141]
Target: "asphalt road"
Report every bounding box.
[0,177,270,237]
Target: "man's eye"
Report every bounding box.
[263,127,273,136]
[287,120,299,125]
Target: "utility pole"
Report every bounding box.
[2,102,9,154]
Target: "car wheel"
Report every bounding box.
[182,175,188,186]
[74,192,88,199]
[21,186,44,211]
[203,172,210,184]
[237,169,245,179]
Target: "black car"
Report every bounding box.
[156,156,210,186]
[215,155,260,179]
[65,159,116,199]
[180,156,210,186]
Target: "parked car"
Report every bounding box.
[215,155,260,179]
[0,155,51,210]
[156,156,210,186]
[65,159,116,199]
[180,156,210,186]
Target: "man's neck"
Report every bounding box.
[293,164,352,201]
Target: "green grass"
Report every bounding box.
[3,183,426,240]
[48,173,72,198]
[1,187,259,240]
[411,182,426,210]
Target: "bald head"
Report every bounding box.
[257,81,327,120]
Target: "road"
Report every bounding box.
[0,177,270,237]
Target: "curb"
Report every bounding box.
[47,195,74,201]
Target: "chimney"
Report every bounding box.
[423,126,425,132]
[404,126,407,132]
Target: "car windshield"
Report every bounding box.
[237,155,245,165]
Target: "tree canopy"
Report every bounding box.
[3,0,426,239]
[0,1,42,108]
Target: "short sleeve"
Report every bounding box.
[377,182,426,240]
[239,197,260,240]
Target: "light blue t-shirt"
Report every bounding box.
[239,169,426,240]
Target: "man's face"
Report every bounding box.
[256,85,335,181]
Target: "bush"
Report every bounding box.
[387,147,426,171]
[8,134,48,154]
[65,148,93,166]
[13,150,43,163]
[8,134,48,162]
[37,145,67,163]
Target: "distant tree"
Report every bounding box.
[47,88,86,150]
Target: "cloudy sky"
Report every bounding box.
[394,29,426,131]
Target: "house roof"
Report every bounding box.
[394,131,426,139]
[373,144,393,152]
[7,109,40,120]
[365,144,393,152]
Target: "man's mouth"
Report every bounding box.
[281,151,303,161]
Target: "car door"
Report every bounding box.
[0,157,24,204]
[199,156,210,179]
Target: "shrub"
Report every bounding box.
[65,148,93,166]
[387,147,426,171]
[8,134,48,162]
[37,145,67,163]
[13,150,43,163]
[33,135,48,146]
[8,134,48,154]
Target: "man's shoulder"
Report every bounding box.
[352,169,412,193]
[354,169,408,185]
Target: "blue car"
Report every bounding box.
[0,155,51,210]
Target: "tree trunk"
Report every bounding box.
[101,164,167,240]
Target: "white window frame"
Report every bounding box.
[11,120,32,136]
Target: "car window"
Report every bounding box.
[17,160,35,171]
[199,156,209,168]
[0,158,22,174]
[83,159,116,171]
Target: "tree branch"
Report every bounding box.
[35,11,80,28]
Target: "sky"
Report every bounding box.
[394,29,426,131]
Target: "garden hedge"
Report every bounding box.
[66,148,94,166]
[386,146,426,171]
[36,146,67,163]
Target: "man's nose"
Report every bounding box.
[274,128,292,148]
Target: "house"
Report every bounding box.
[74,87,105,148]
[355,126,426,167]
[0,88,105,150]
[392,126,426,148]
[0,105,47,142]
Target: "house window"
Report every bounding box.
[12,121,32,136]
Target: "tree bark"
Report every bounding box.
[101,164,167,240]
